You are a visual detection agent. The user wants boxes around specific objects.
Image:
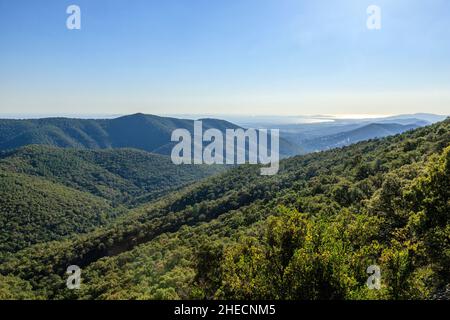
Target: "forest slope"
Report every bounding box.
[0,145,225,206]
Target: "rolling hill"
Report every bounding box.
[0,145,227,256]
[0,145,226,206]
[0,113,302,157]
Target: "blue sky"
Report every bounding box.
[1,0,449,116]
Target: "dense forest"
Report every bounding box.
[0,146,225,257]
[0,145,225,206]
[0,118,449,300]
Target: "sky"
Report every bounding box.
[1,0,450,117]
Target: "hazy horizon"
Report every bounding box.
[0,112,447,123]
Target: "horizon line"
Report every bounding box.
[0,112,447,121]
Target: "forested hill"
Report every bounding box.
[0,145,225,206]
[0,113,237,152]
[0,146,226,256]
[0,113,302,157]
[0,118,449,300]
[0,169,122,255]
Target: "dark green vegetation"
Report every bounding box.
[0,145,225,206]
[0,113,301,157]
[0,118,448,300]
[0,145,225,257]
[0,168,120,255]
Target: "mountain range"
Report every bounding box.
[300,122,426,152]
[0,113,302,157]
[2,112,443,159]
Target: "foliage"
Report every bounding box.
[0,118,448,300]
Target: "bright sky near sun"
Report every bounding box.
[1,0,450,116]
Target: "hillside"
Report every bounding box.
[0,114,302,157]
[0,145,225,206]
[301,122,423,152]
[0,169,122,255]
[0,145,227,256]
[0,118,448,300]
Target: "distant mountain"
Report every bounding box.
[0,113,302,157]
[382,113,447,124]
[301,122,422,152]
[235,113,446,148]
